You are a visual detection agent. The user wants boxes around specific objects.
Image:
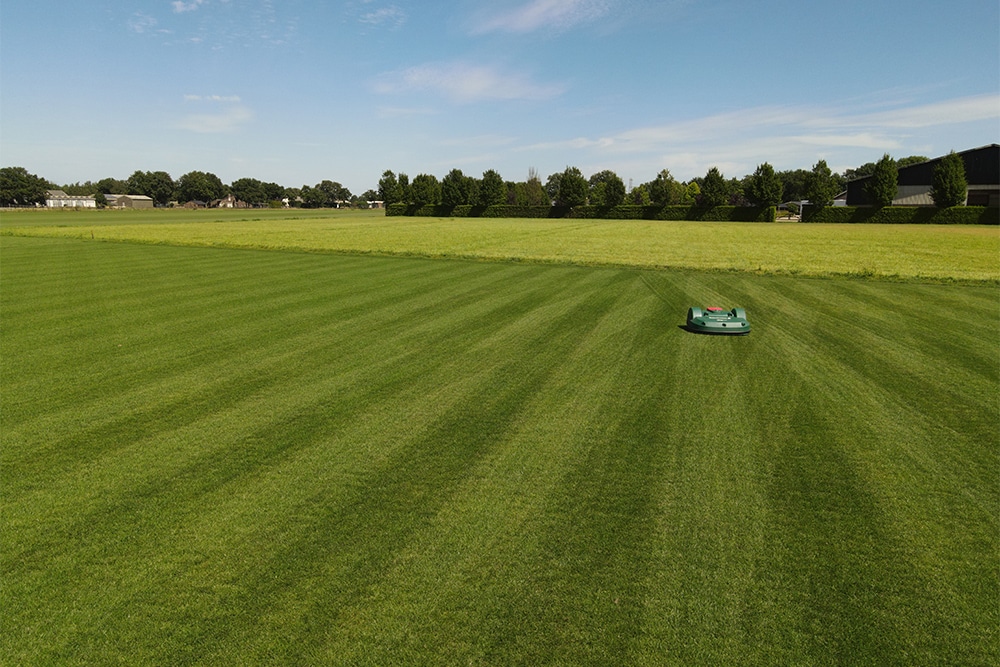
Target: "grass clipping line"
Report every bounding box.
[3,216,998,284]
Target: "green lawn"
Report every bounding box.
[2,224,997,664]
[3,207,998,282]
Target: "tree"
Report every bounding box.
[0,166,49,206]
[844,161,878,181]
[523,170,548,206]
[682,181,700,205]
[866,154,898,208]
[845,154,927,181]
[588,170,625,207]
[283,187,302,207]
[700,167,729,207]
[410,173,440,205]
[727,177,746,205]
[177,171,227,203]
[777,169,810,203]
[146,171,175,206]
[232,177,267,206]
[95,177,127,195]
[398,173,411,204]
[441,169,472,206]
[465,176,480,205]
[930,151,967,207]
[299,184,325,208]
[556,166,588,207]
[544,172,562,202]
[262,182,286,204]
[126,170,150,195]
[648,169,681,205]
[805,159,837,209]
[505,181,519,205]
[897,155,929,169]
[126,170,173,205]
[628,183,651,205]
[478,169,506,206]
[378,170,403,205]
[316,180,351,207]
[744,162,783,207]
[61,181,92,196]
[299,181,351,208]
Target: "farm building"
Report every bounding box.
[107,194,155,209]
[212,194,249,208]
[45,190,96,208]
[846,144,1000,207]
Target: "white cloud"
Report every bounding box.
[172,0,206,13]
[514,93,999,180]
[360,5,406,28]
[818,93,1000,129]
[128,13,160,34]
[373,62,566,103]
[176,95,252,133]
[438,134,517,148]
[532,95,999,156]
[471,0,614,34]
[376,106,437,118]
[788,133,901,149]
[184,94,243,103]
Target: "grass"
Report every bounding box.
[1,218,998,664]
[3,207,998,282]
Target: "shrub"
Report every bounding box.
[387,204,777,222]
[803,206,997,225]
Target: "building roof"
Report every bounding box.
[846,144,999,206]
[108,193,154,200]
[47,190,95,200]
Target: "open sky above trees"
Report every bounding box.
[2,0,997,194]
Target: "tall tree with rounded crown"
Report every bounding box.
[930,151,967,208]
[700,167,729,207]
[866,154,898,208]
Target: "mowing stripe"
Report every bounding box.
[2,236,995,665]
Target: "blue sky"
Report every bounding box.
[2,0,998,194]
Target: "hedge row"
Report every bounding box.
[803,206,999,225]
[385,204,777,222]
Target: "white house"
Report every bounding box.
[46,190,96,208]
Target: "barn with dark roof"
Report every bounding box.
[846,144,999,207]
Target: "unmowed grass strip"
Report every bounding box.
[3,208,998,282]
[2,236,997,665]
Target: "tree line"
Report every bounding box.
[377,153,971,213]
[4,152,969,211]
[377,162,851,211]
[0,168,377,209]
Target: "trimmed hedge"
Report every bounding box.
[803,206,999,225]
[385,204,560,218]
[568,205,776,222]
[386,203,777,222]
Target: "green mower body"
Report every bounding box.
[686,306,751,335]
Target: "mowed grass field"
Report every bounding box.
[3,207,998,282]
[2,211,998,665]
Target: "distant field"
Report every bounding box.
[2,232,997,665]
[3,207,998,282]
